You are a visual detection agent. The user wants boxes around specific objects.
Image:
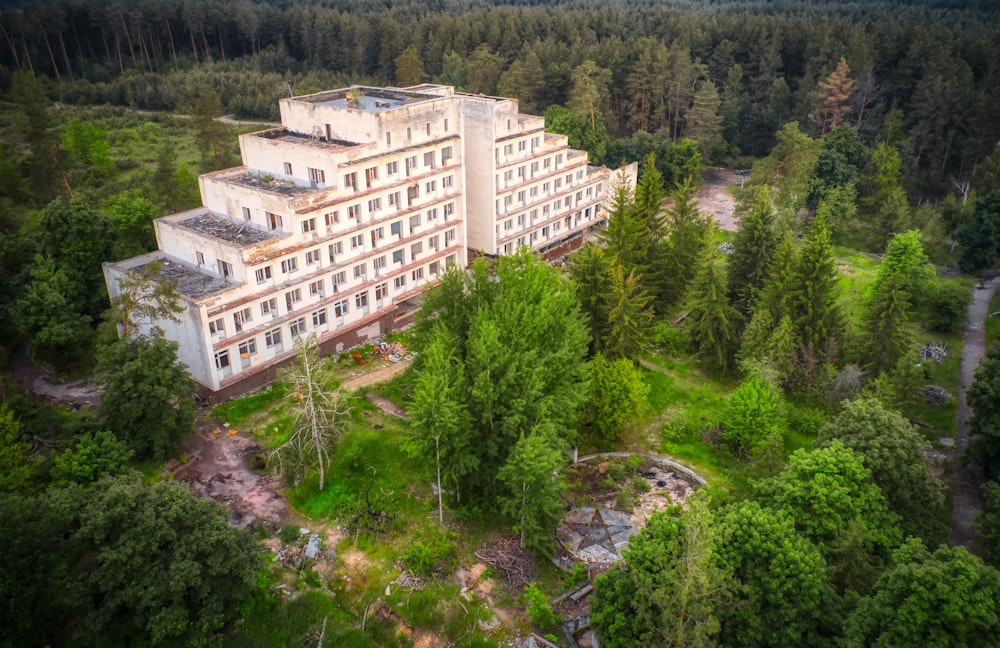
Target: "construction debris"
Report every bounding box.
[373,341,411,363]
[922,385,952,406]
[181,212,276,246]
[920,341,948,363]
[391,568,425,591]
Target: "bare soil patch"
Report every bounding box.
[697,167,745,232]
[340,356,412,392]
[168,422,289,529]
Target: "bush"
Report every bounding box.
[523,583,561,633]
[922,280,971,333]
[402,528,457,575]
[279,524,301,544]
[653,322,690,356]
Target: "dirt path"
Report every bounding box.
[698,168,745,232]
[340,356,412,392]
[951,277,1000,548]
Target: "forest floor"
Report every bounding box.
[950,276,1000,547]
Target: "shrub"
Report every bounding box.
[720,377,786,457]
[402,528,457,575]
[279,524,301,544]
[523,583,561,633]
[922,280,971,333]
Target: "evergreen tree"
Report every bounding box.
[498,426,565,556]
[583,353,649,449]
[728,186,779,315]
[685,80,723,161]
[860,272,913,375]
[599,170,646,275]
[395,44,425,86]
[567,242,611,355]
[811,57,856,136]
[659,177,710,307]
[688,231,741,375]
[788,215,842,382]
[603,260,655,362]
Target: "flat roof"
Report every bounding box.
[254,128,359,151]
[152,257,232,299]
[178,211,278,247]
[225,172,313,197]
[294,87,441,114]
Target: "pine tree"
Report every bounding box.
[659,177,710,307]
[600,170,647,275]
[567,243,611,355]
[811,57,856,135]
[728,186,778,315]
[685,79,723,161]
[788,215,842,378]
[395,44,426,87]
[498,427,566,555]
[603,261,655,362]
[687,231,741,374]
[860,273,913,375]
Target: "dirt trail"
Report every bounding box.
[698,168,744,232]
[951,277,1000,548]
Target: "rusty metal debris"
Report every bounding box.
[181,212,276,246]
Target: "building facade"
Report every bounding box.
[105,85,632,397]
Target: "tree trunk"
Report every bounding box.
[41,31,60,79]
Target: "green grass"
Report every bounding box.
[212,381,288,427]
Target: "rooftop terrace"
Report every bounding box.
[178,211,278,247]
[255,128,359,151]
[294,87,440,113]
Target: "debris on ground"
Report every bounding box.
[922,385,952,406]
[920,341,948,363]
[475,536,536,589]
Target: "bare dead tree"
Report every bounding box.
[270,334,348,491]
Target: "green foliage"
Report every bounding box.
[977,481,1000,569]
[279,524,301,544]
[602,261,655,360]
[523,583,561,634]
[0,405,36,493]
[719,377,786,457]
[787,215,842,382]
[402,527,458,575]
[957,191,1000,274]
[103,189,161,260]
[844,540,1000,647]
[729,186,779,315]
[969,345,1000,481]
[65,474,262,647]
[754,442,902,593]
[60,117,114,180]
[583,353,649,449]
[687,236,742,375]
[591,494,732,648]
[715,501,835,647]
[815,399,946,545]
[95,336,196,462]
[545,104,610,164]
[922,279,972,333]
[498,427,566,556]
[658,177,711,308]
[51,430,132,487]
[859,272,913,375]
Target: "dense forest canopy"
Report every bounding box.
[1,0,998,196]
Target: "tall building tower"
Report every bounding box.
[105,85,633,398]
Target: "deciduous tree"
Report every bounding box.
[582,353,649,449]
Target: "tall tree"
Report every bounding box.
[957,191,1000,274]
[582,353,649,449]
[568,242,611,355]
[728,186,779,315]
[406,325,472,521]
[685,79,723,161]
[859,272,913,375]
[787,215,842,382]
[95,336,195,462]
[719,376,786,458]
[497,426,565,556]
[816,399,946,545]
[106,260,184,339]
[968,345,1000,481]
[271,335,348,492]
[811,57,856,136]
[568,60,612,134]
[394,44,425,87]
[844,540,1000,647]
[659,177,710,307]
[687,231,741,375]
[603,260,654,361]
[0,405,36,493]
[591,494,733,648]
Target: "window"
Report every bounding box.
[531,162,539,176]
[388,191,400,208]
[394,275,406,289]
[411,241,423,258]
[409,214,421,231]
[405,155,417,176]
[344,172,358,191]
[281,257,298,274]
[209,318,225,337]
[375,282,388,300]
[289,317,306,338]
[555,199,563,210]
[518,140,526,152]
[504,170,513,182]
[308,167,325,185]
[302,218,316,234]
[233,307,252,332]
[443,175,453,189]
[265,328,282,349]
[312,308,327,327]
[368,197,382,212]
[530,186,538,197]
[543,181,550,194]
[426,208,438,222]
[406,127,412,140]
[390,220,402,237]
[242,206,251,221]
[543,204,550,216]
[504,219,513,231]
[430,260,440,276]
[517,214,526,226]
[517,190,526,203]
[308,280,324,297]
[266,212,282,231]
[444,118,448,132]
[533,136,540,149]
[328,241,343,262]
[412,267,424,281]
[543,225,551,238]
[371,227,384,244]
[441,146,453,163]
[446,254,456,267]
[306,249,321,265]
[350,233,364,250]
[355,291,369,309]
[423,152,435,169]
[556,154,563,166]
[555,178,562,190]
[333,299,349,317]
[425,180,436,193]
[518,166,526,179]
[365,166,378,188]
[238,339,256,367]
[348,204,361,220]
[218,260,233,278]
[554,220,561,232]
[325,211,339,228]
[386,132,391,146]
[504,195,513,208]
[373,255,387,271]
[283,162,292,175]
[428,235,439,250]
[504,144,513,156]
[260,297,278,318]
[285,288,301,311]
[544,158,551,169]
[353,264,366,280]
[386,160,398,176]
[530,209,539,222]
[196,251,205,266]
[215,350,231,372]
[576,191,583,203]
[426,122,430,135]
[445,229,455,244]
[443,203,454,218]
[392,249,404,265]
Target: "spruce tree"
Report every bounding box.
[603,260,655,362]
[729,186,779,315]
[788,215,842,379]
[600,170,646,275]
[568,242,611,355]
[861,272,913,375]
[687,228,741,374]
[659,177,710,307]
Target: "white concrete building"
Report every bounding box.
[104,85,629,398]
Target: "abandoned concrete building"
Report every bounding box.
[104,84,633,398]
